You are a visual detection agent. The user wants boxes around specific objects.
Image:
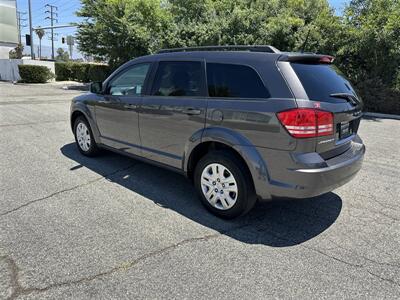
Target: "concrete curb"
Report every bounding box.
[363,112,400,120]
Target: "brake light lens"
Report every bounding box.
[277,108,333,138]
[319,55,335,64]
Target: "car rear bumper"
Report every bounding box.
[254,135,365,200]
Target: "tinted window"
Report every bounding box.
[207,63,269,98]
[152,61,203,97]
[291,63,357,103]
[108,63,150,96]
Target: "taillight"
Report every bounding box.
[277,108,333,138]
[319,55,335,64]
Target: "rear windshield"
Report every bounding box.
[291,63,357,103]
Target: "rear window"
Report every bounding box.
[207,63,270,98]
[291,63,357,103]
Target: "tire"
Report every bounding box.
[74,116,100,156]
[194,150,257,219]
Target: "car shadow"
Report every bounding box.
[60,143,342,247]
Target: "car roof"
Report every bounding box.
[129,50,332,66]
[131,50,282,64]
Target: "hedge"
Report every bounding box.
[55,62,111,82]
[355,78,400,115]
[18,65,54,83]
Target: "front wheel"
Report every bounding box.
[194,151,256,219]
[74,116,99,156]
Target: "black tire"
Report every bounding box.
[194,150,257,219]
[73,116,100,156]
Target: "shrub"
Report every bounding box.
[70,63,90,82]
[18,64,54,83]
[55,62,111,82]
[355,78,400,115]
[88,64,112,82]
[393,70,400,92]
[55,62,73,81]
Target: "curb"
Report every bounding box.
[363,112,400,120]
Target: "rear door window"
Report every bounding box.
[206,63,270,98]
[151,61,204,97]
[291,63,357,103]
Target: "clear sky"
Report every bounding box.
[15,0,349,59]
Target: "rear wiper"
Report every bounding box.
[330,93,360,106]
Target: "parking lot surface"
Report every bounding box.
[1,81,399,299]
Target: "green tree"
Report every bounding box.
[75,0,400,98]
[35,28,46,59]
[56,48,70,61]
[337,0,400,85]
[77,0,172,68]
[76,0,341,63]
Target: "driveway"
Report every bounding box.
[0,81,399,299]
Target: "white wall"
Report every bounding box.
[0,59,55,81]
[0,45,13,59]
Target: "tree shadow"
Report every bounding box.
[60,143,342,247]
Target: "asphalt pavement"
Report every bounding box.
[0,81,399,299]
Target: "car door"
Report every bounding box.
[95,63,151,156]
[139,60,207,169]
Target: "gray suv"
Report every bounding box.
[70,45,365,218]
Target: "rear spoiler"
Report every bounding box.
[278,53,334,64]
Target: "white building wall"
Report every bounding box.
[0,46,13,59]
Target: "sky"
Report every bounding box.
[15,0,349,59]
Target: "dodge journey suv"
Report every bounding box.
[70,45,365,218]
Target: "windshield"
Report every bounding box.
[291,63,358,103]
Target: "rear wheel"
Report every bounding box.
[74,116,99,156]
[194,151,256,219]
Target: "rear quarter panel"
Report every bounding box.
[205,58,297,150]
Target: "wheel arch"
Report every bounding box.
[184,127,271,198]
[70,105,101,143]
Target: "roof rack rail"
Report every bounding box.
[157,45,280,54]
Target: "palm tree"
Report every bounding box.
[35,28,45,59]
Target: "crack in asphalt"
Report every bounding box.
[2,206,400,298]
[0,120,68,128]
[0,164,138,217]
[1,224,250,299]
[367,270,400,288]
[253,226,400,290]
[4,218,400,299]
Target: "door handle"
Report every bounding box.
[182,108,201,115]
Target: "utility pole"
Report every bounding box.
[45,4,58,60]
[16,11,27,44]
[28,0,34,59]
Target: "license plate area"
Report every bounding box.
[337,121,353,139]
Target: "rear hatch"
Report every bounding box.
[281,55,363,159]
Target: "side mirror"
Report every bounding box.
[90,81,103,94]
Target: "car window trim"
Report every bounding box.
[205,61,271,100]
[104,62,153,96]
[148,60,207,98]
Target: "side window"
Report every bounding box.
[108,63,150,96]
[152,61,203,97]
[207,63,270,98]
